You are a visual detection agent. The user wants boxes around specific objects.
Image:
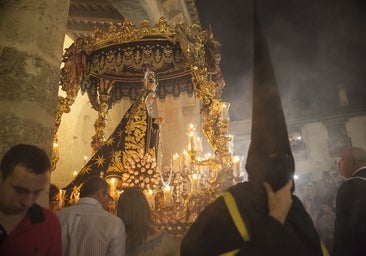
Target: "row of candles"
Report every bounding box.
[156,122,243,209]
[154,102,232,206]
[64,120,242,211]
[175,123,242,175]
[171,147,241,176]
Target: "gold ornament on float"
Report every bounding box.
[55,17,245,238]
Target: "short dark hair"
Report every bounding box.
[0,144,51,180]
[80,176,109,197]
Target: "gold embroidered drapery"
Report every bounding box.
[57,17,230,168]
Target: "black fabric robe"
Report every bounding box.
[63,87,159,205]
[180,182,324,256]
[333,167,366,256]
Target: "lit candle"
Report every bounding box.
[59,189,66,208]
[228,134,235,154]
[145,189,155,210]
[232,156,240,177]
[83,156,88,164]
[172,153,180,172]
[72,170,78,178]
[52,141,59,159]
[109,178,116,197]
[182,150,190,167]
[220,102,230,121]
[189,134,195,151]
[195,137,203,152]
[205,153,213,159]
[191,173,199,193]
[187,123,196,151]
[163,186,172,207]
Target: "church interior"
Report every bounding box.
[1,0,366,239]
[60,1,243,236]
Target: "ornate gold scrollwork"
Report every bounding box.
[52,38,88,171]
[57,17,232,173]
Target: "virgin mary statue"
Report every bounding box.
[63,63,161,205]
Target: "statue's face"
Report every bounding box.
[147,72,155,82]
[145,72,156,91]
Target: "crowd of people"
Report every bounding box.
[0,144,366,255]
[0,144,178,256]
[291,147,366,256]
[295,171,339,252]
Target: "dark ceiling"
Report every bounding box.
[66,0,200,41]
[67,0,125,40]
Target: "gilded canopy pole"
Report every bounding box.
[52,38,87,171]
[90,79,115,153]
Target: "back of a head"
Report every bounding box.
[246,152,294,191]
[117,187,152,245]
[351,147,366,168]
[80,176,109,198]
[117,187,152,227]
[0,144,51,180]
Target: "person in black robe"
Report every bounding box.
[179,2,328,255]
[333,147,366,256]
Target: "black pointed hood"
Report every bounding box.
[245,1,294,191]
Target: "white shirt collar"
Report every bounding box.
[76,197,104,209]
[352,165,366,176]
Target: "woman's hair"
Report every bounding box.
[117,187,154,246]
[49,183,60,203]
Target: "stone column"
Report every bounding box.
[0,0,70,206]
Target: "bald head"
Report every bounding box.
[339,147,366,178]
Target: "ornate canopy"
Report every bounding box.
[55,16,232,171]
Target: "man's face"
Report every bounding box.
[0,165,50,215]
[304,185,314,197]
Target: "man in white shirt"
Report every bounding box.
[57,177,125,256]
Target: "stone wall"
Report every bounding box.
[0,0,71,206]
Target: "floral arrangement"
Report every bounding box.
[122,152,160,191]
